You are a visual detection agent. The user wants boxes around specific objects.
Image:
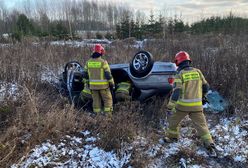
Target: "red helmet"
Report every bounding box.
[174,51,191,66]
[93,44,105,55]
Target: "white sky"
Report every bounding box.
[1,0,248,22]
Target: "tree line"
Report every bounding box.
[0,0,248,41]
[116,12,248,39]
[0,0,129,40]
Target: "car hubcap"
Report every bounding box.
[133,53,148,71]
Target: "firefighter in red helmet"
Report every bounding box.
[83,44,114,117]
[165,51,217,157]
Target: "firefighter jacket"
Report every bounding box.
[116,82,131,94]
[84,57,114,90]
[167,65,209,112]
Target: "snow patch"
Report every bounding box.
[11,130,131,168]
[149,117,247,167]
[211,117,248,162]
[11,117,248,168]
[0,82,19,101]
[50,39,111,48]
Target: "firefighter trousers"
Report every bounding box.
[91,88,113,114]
[167,110,214,145]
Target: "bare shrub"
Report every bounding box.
[0,82,95,167]
[0,34,247,166]
[96,101,142,152]
[144,34,248,117]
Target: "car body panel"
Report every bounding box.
[61,60,177,103]
[110,62,177,101]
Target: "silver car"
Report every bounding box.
[59,51,177,103]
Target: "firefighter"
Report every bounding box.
[165,51,217,156]
[83,44,114,116]
[115,81,132,102]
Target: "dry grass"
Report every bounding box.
[95,102,141,152]
[142,34,248,118]
[0,34,248,166]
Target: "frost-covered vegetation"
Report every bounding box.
[0,34,248,167]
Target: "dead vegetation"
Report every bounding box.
[0,34,248,167]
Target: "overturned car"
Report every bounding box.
[59,51,177,105]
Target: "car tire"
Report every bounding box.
[130,51,154,77]
[64,61,82,74]
[64,61,82,81]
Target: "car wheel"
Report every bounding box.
[63,61,83,103]
[63,61,82,81]
[64,61,82,74]
[130,51,154,77]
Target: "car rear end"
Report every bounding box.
[128,62,177,100]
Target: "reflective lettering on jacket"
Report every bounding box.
[182,71,200,82]
[167,67,208,112]
[84,57,114,90]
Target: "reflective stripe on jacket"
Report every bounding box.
[84,57,114,90]
[168,67,207,112]
[81,82,92,100]
[116,82,131,94]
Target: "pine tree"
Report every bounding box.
[16,14,34,35]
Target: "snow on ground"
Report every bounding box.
[0,82,19,101]
[0,66,60,101]
[11,117,247,168]
[11,131,132,168]
[0,43,12,47]
[211,117,248,162]
[50,39,111,48]
[49,39,147,49]
[1,38,148,49]
[131,40,146,49]
[40,66,62,84]
[148,117,248,167]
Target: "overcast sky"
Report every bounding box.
[1,0,248,22]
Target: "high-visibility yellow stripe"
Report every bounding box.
[118,82,131,88]
[83,89,91,94]
[88,62,102,68]
[174,79,182,83]
[167,128,179,135]
[93,108,101,113]
[119,84,129,87]
[182,71,200,82]
[118,85,130,89]
[89,82,109,85]
[201,133,212,141]
[104,107,112,112]
[177,101,202,106]
[116,88,129,93]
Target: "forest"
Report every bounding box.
[0,0,248,41]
